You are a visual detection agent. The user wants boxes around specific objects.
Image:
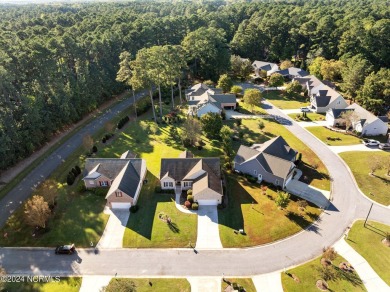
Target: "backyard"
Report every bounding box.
[281,254,366,291]
[104,278,190,292]
[345,220,390,285]
[263,90,309,109]
[339,151,390,205]
[306,126,362,146]
[218,174,321,247]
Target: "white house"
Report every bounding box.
[348,103,388,136]
[252,61,279,76]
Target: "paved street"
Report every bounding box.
[0,92,143,228]
[0,95,389,280]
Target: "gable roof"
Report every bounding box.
[209,93,237,104]
[257,153,295,180]
[185,83,210,98]
[160,157,222,196]
[252,136,297,161]
[252,61,278,71]
[328,108,354,119]
[275,67,309,77]
[347,103,385,126]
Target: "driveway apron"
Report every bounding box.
[196,205,223,249]
[96,209,130,248]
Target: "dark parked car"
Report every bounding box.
[379,143,390,150]
[55,244,75,254]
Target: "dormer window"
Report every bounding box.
[183,181,192,187]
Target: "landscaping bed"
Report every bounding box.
[288,112,325,122]
[346,220,390,285]
[339,151,390,205]
[104,278,190,292]
[281,254,366,291]
[306,126,362,146]
[218,174,321,248]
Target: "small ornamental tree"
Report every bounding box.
[39,179,58,207]
[243,89,262,113]
[24,195,51,229]
[275,191,290,209]
[280,60,294,70]
[217,74,233,93]
[230,85,243,95]
[258,120,265,132]
[268,73,284,88]
[67,173,75,186]
[285,80,303,96]
[200,112,223,139]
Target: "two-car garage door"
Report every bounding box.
[196,199,218,206]
[111,202,131,209]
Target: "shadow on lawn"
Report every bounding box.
[299,161,330,186]
[218,174,256,231]
[285,211,320,234]
[364,223,388,237]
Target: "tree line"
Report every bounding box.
[0,0,389,171]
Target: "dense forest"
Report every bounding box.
[0,0,389,171]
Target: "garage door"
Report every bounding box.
[196,199,218,206]
[111,202,131,209]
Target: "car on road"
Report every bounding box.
[379,143,390,150]
[55,244,75,255]
[362,139,380,146]
[300,107,310,112]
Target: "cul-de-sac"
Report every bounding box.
[0,1,389,291]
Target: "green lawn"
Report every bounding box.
[218,174,321,247]
[281,255,366,292]
[4,277,81,292]
[346,220,390,285]
[264,90,309,109]
[288,112,326,122]
[339,152,390,205]
[237,99,267,115]
[235,119,330,190]
[104,278,190,292]
[221,278,256,292]
[306,127,362,146]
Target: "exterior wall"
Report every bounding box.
[360,120,389,136]
[196,104,221,117]
[283,171,294,188]
[160,176,175,189]
[106,189,133,208]
[194,194,222,204]
[328,97,348,111]
[85,175,112,189]
[234,160,284,187]
[325,111,335,126]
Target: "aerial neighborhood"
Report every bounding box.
[0,1,389,292]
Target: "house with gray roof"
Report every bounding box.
[252,61,279,76]
[294,75,348,113]
[325,108,354,127]
[83,151,147,209]
[274,67,309,79]
[233,136,297,189]
[160,151,223,205]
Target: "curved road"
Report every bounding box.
[1,100,390,277]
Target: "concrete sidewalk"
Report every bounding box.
[79,276,112,292]
[252,272,284,292]
[195,206,223,249]
[333,239,389,291]
[329,144,382,154]
[96,208,130,248]
[188,277,221,292]
[296,120,329,127]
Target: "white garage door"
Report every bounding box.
[111,202,131,209]
[197,199,218,206]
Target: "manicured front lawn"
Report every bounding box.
[218,174,321,247]
[288,112,325,122]
[123,173,197,248]
[221,278,256,292]
[0,189,109,247]
[234,119,330,190]
[339,152,390,205]
[346,220,390,285]
[4,277,81,292]
[306,127,362,146]
[264,90,309,109]
[104,278,190,292]
[281,255,366,291]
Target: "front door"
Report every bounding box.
[258,174,262,181]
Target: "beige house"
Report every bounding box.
[160,151,223,205]
[83,151,147,209]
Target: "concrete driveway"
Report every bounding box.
[286,179,330,209]
[195,205,223,249]
[96,209,130,248]
[328,144,382,154]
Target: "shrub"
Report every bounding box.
[66,173,75,186]
[92,145,98,153]
[246,176,257,183]
[187,195,194,203]
[102,137,106,143]
[155,186,162,193]
[130,205,139,213]
[184,201,191,208]
[191,203,199,210]
[297,200,308,209]
[187,189,193,196]
[75,165,81,175]
[221,111,226,120]
[316,266,338,282]
[197,145,203,150]
[71,167,78,177]
[322,247,337,261]
[235,119,242,127]
[77,182,86,193]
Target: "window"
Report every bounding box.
[254,170,257,175]
[89,181,94,185]
[275,179,279,185]
[183,181,192,187]
[163,182,173,188]
[115,191,122,197]
[100,181,108,187]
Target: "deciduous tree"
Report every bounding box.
[182,118,202,146]
[268,73,284,88]
[200,113,223,139]
[243,89,262,113]
[217,74,233,93]
[24,195,51,229]
[280,60,293,70]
